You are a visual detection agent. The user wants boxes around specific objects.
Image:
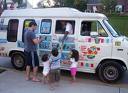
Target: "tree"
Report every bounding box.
[12,0,26,8]
[12,0,22,4]
[37,0,56,8]
[64,0,87,12]
[101,0,117,13]
[124,0,128,12]
[74,0,87,12]
[3,0,7,10]
[63,0,74,7]
[54,0,64,7]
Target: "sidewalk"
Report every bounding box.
[0,70,128,93]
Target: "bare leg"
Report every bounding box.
[26,66,31,80]
[43,76,46,84]
[32,66,40,82]
[33,66,38,78]
[73,76,76,81]
[46,75,49,84]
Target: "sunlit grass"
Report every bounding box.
[108,16,128,36]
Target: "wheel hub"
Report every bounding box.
[104,66,119,80]
[14,55,24,67]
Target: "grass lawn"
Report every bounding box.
[108,16,128,37]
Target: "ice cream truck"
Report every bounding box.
[0,8,128,83]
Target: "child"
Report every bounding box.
[69,49,79,82]
[49,48,61,90]
[41,54,50,84]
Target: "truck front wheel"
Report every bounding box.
[98,61,124,83]
[11,52,26,70]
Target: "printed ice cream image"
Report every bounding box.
[86,46,100,59]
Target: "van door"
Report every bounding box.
[77,20,112,73]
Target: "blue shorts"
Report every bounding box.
[24,51,39,67]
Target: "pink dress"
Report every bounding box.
[70,58,78,76]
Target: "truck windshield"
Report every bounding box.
[103,20,119,37]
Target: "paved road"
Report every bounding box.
[0,57,128,93]
[0,57,12,68]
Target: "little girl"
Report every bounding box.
[69,49,79,82]
[41,54,50,84]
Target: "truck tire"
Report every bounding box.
[98,61,124,83]
[11,52,26,70]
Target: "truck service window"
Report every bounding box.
[7,19,19,42]
[55,20,75,34]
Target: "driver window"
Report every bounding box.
[80,21,108,37]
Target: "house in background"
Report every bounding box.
[86,0,102,12]
[117,0,128,12]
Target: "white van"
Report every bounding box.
[0,8,128,83]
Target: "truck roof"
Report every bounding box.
[1,7,107,19]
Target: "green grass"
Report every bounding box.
[108,16,128,36]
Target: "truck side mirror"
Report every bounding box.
[90,32,98,38]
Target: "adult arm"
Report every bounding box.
[30,32,43,44]
[32,38,42,44]
[61,31,69,43]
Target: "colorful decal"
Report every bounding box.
[39,50,51,58]
[78,62,95,68]
[59,37,75,43]
[52,34,58,41]
[79,55,85,61]
[0,19,7,40]
[61,52,70,60]
[0,47,5,51]
[61,60,70,67]
[94,38,99,44]
[106,38,110,43]
[115,41,121,46]
[0,25,7,31]
[88,38,91,42]
[52,43,60,49]
[40,21,51,34]
[39,42,51,50]
[39,36,75,63]
[90,64,94,67]
[0,19,6,30]
[85,63,89,67]
[78,62,84,67]
[63,43,75,51]
[86,46,99,59]
[39,35,52,50]
[58,36,75,51]
[80,62,84,67]
[79,46,100,60]
[82,38,111,44]
[40,35,52,41]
